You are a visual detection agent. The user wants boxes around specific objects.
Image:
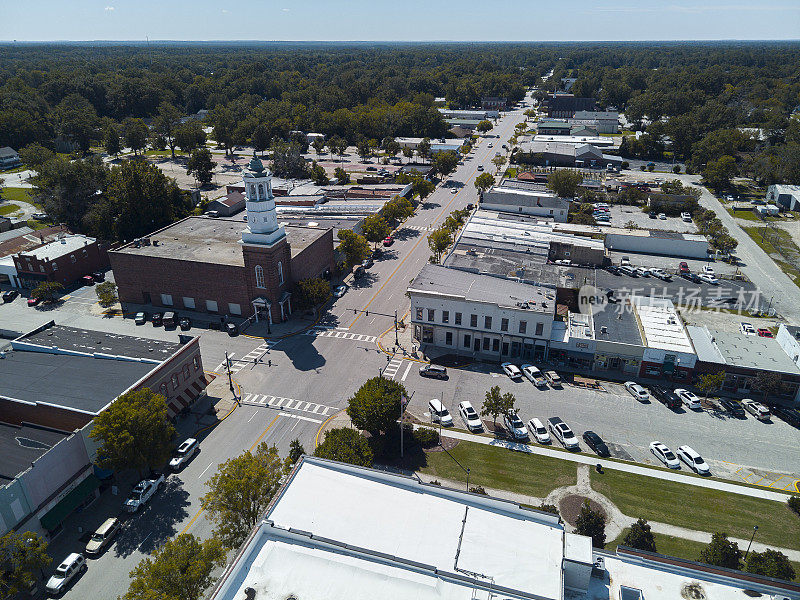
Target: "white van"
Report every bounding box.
[428,399,453,426]
[86,518,120,556]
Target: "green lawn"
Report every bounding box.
[0,203,20,216]
[592,469,800,551]
[742,226,800,286]
[419,440,575,497]
[1,186,32,204]
[727,207,760,222]
[608,528,800,582]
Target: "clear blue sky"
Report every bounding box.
[2,0,800,42]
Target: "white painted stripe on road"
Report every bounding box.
[401,361,412,381]
[198,462,213,478]
[279,412,323,424]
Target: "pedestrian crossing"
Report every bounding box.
[241,393,338,416]
[214,341,277,374]
[305,328,377,343]
[404,225,430,231]
[382,357,404,380]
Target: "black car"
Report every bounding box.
[226,322,239,336]
[2,290,19,303]
[650,385,681,409]
[179,317,192,331]
[151,312,163,327]
[582,431,611,457]
[606,265,621,275]
[649,211,657,219]
[718,398,746,418]
[92,271,106,282]
[770,405,800,428]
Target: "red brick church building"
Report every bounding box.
[109,155,334,324]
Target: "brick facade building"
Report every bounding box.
[109,156,334,323]
[12,234,106,289]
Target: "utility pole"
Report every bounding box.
[225,351,234,395]
[394,310,399,347]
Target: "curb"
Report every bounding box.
[241,305,325,341]
[314,409,345,448]
[194,377,242,437]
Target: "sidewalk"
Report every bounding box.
[423,425,793,502]
[174,373,240,441]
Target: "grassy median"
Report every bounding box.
[592,469,800,551]
[419,440,575,497]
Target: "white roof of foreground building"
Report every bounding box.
[631,296,694,354]
[211,456,573,600]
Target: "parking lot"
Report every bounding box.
[600,204,699,233]
[404,363,800,484]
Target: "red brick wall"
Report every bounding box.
[14,239,105,287]
[0,397,92,430]
[242,240,292,311]
[109,251,251,316]
[290,228,335,283]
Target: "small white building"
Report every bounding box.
[766,184,800,211]
[572,110,620,133]
[481,185,569,222]
[605,230,709,259]
[409,264,555,361]
[755,204,780,216]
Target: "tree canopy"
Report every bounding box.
[548,170,584,198]
[336,229,370,268]
[575,500,606,549]
[313,427,374,467]
[481,386,515,425]
[0,530,51,599]
[622,519,656,553]
[744,548,796,581]
[698,533,742,570]
[346,376,405,436]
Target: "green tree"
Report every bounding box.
[313,428,373,467]
[713,233,738,256]
[402,147,414,161]
[271,142,308,178]
[357,139,372,161]
[186,148,215,187]
[417,138,431,163]
[18,143,54,170]
[697,371,725,399]
[294,277,330,309]
[287,439,306,466]
[412,177,435,201]
[336,229,370,268]
[361,214,390,247]
[334,167,350,184]
[251,124,270,156]
[427,227,452,263]
[201,442,284,548]
[312,137,326,155]
[154,102,182,160]
[53,93,98,153]
[480,386,515,425]
[89,388,175,475]
[744,549,795,581]
[474,172,495,193]
[492,155,507,173]
[698,533,741,570]
[0,530,51,599]
[476,119,493,133]
[103,125,121,157]
[209,105,237,156]
[752,371,785,403]
[30,281,63,303]
[30,155,107,231]
[703,155,737,190]
[575,500,606,549]
[122,534,224,600]
[174,120,207,155]
[548,170,584,198]
[622,519,656,552]
[95,281,118,308]
[432,150,459,177]
[310,161,329,185]
[123,118,149,156]
[346,376,405,436]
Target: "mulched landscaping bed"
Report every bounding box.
[558,495,607,527]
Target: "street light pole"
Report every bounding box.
[394,310,399,347]
[744,525,759,561]
[225,351,233,393]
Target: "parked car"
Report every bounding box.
[635,267,650,278]
[179,317,192,330]
[2,290,19,302]
[675,388,702,410]
[544,371,562,388]
[27,296,41,306]
[162,311,177,328]
[32,212,48,221]
[648,211,657,219]
[658,213,667,220]
[428,398,453,426]
[582,431,611,457]
[624,381,650,402]
[527,418,551,444]
[226,322,239,336]
[702,265,715,275]
[134,312,147,325]
[650,268,671,281]
[697,273,719,285]
[419,364,448,379]
[477,165,484,171]
[170,438,199,471]
[619,265,638,276]
[650,385,681,409]
[151,312,163,326]
[681,212,692,222]
[717,398,746,418]
[606,265,621,275]
[741,398,770,421]
[757,328,774,338]
[739,322,757,336]
[649,441,680,469]
[501,362,523,380]
[547,417,580,450]
[382,236,394,247]
[458,401,482,432]
[503,411,528,440]
[333,285,347,298]
[521,364,548,388]
[679,261,689,273]
[620,256,631,266]
[676,445,710,475]
[91,271,106,282]
[124,473,164,512]
[45,553,86,595]
[85,518,120,556]
[770,405,800,428]
[451,187,458,194]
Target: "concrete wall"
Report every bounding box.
[605,233,709,259]
[0,479,32,536]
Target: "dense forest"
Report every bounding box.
[1,42,798,188]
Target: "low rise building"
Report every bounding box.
[480,185,570,222]
[396,137,465,154]
[481,96,507,111]
[517,140,620,169]
[12,233,106,290]
[444,118,482,131]
[438,107,499,119]
[543,94,597,118]
[766,184,800,211]
[537,120,573,136]
[207,190,246,216]
[573,110,620,133]
[409,264,556,361]
[0,146,21,169]
[0,322,207,538]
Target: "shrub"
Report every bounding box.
[537,503,560,515]
[621,161,630,170]
[469,486,487,495]
[789,495,800,516]
[413,427,440,447]
[673,165,682,174]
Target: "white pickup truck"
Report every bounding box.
[124,473,164,513]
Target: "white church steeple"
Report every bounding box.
[241,153,286,246]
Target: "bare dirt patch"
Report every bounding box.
[559,495,606,526]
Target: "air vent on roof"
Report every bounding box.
[600,326,608,334]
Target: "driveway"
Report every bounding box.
[0,169,35,188]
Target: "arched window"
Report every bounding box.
[277,261,284,285]
[249,185,256,198]
[258,184,264,198]
[255,265,265,289]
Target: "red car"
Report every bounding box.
[382,236,394,247]
[81,275,95,285]
[679,261,689,273]
[757,328,774,338]
[27,297,41,307]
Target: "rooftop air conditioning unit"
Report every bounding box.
[600,326,608,334]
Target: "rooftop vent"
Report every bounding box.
[600,326,608,334]
[141,238,151,246]
[243,588,256,600]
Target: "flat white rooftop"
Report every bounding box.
[19,234,94,261]
[632,297,694,353]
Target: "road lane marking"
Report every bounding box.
[198,462,213,478]
[280,412,323,424]
[401,361,412,381]
[241,393,338,416]
[305,329,377,343]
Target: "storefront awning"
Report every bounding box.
[39,475,101,530]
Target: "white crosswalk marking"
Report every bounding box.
[241,393,338,416]
[404,225,430,231]
[305,329,377,343]
[215,342,279,374]
[382,358,404,380]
